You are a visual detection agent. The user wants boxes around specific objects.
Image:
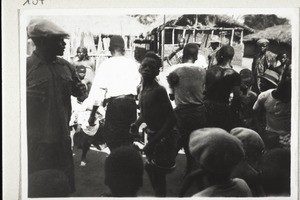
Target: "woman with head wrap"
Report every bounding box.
[251,38,277,94]
[179,128,252,197]
[230,127,266,197]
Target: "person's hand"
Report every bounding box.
[129,123,139,135]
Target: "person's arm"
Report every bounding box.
[231,72,242,112]
[129,115,145,135]
[253,92,267,134]
[167,71,179,101]
[143,88,176,155]
[168,48,180,60]
[87,65,107,126]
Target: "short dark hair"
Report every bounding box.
[182,43,199,62]
[144,51,163,69]
[77,46,88,54]
[105,146,144,197]
[109,35,125,54]
[216,45,235,63]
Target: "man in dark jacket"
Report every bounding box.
[26,19,86,195]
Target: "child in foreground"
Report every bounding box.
[130,52,177,197]
[103,146,144,197]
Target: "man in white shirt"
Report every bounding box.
[88,35,140,151]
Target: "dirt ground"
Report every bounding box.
[70,57,254,197]
[70,146,199,197]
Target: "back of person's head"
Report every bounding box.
[189,128,245,179]
[216,45,235,64]
[134,47,147,63]
[104,146,144,197]
[182,43,199,63]
[143,51,163,69]
[109,35,125,54]
[261,148,290,196]
[28,169,70,197]
[230,127,264,162]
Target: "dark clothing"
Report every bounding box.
[145,128,177,171]
[27,138,75,193]
[27,52,83,143]
[174,104,207,173]
[207,49,218,69]
[251,51,277,94]
[239,91,258,129]
[204,66,241,131]
[231,161,265,197]
[204,100,235,132]
[27,51,83,192]
[205,66,241,103]
[103,95,137,151]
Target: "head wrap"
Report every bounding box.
[257,38,269,46]
[189,128,245,175]
[210,35,221,44]
[230,127,265,156]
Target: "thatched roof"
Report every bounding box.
[152,15,254,34]
[27,15,150,36]
[244,24,291,45]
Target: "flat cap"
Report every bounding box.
[189,128,245,175]
[27,19,69,38]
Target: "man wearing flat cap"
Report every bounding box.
[87,35,140,151]
[252,38,277,94]
[26,19,86,195]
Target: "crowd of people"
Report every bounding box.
[26,19,292,198]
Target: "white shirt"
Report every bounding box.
[195,54,208,69]
[253,89,291,135]
[87,56,141,106]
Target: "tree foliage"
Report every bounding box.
[243,15,289,31]
[130,15,158,25]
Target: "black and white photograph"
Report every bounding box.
[3,4,299,200]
